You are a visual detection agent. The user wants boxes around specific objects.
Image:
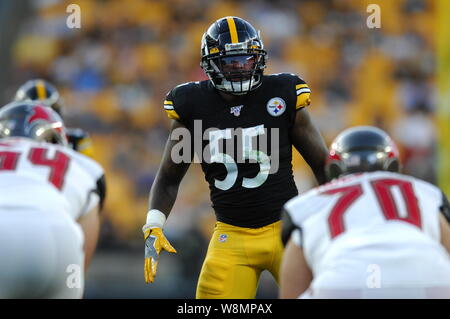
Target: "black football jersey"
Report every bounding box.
[164,73,311,228]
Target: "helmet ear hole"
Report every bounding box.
[384,158,400,173]
[35,127,64,145]
[326,161,344,182]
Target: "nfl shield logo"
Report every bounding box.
[219,234,228,243]
[230,105,244,117]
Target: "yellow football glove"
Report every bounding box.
[143,227,176,283]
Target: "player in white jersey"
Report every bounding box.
[0,101,105,298]
[280,126,450,299]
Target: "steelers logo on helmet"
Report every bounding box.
[200,16,267,95]
[13,79,64,116]
[266,97,286,117]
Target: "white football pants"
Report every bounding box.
[0,209,85,298]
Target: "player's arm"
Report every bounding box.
[290,108,328,185]
[77,205,100,271]
[439,192,450,254]
[279,235,313,298]
[148,119,191,215]
[77,175,105,271]
[143,119,191,283]
[280,208,313,298]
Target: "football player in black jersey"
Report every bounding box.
[13,79,94,158]
[143,16,329,298]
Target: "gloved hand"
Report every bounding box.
[143,227,176,283]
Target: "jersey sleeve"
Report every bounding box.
[163,83,193,125]
[291,229,303,247]
[440,191,450,224]
[281,208,304,247]
[84,174,106,214]
[163,90,181,121]
[281,208,298,246]
[283,188,322,240]
[293,76,311,110]
[70,150,106,218]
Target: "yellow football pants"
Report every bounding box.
[196,220,284,299]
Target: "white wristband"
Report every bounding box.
[144,209,167,231]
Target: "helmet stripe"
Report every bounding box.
[36,80,47,99]
[226,17,239,43]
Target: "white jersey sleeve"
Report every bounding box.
[62,148,105,219]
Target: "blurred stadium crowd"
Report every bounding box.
[0,0,436,298]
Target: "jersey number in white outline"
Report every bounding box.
[209,125,270,191]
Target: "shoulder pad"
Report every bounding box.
[292,75,311,110]
[69,148,104,182]
[284,187,324,223]
[267,73,311,110]
[163,82,200,121]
